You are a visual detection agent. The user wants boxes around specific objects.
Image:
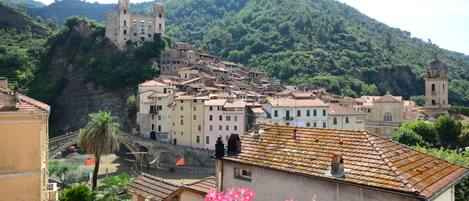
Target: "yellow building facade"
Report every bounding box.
[171,96,207,148]
[0,78,51,201]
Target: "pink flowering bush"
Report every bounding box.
[205,188,255,201]
[205,188,317,201]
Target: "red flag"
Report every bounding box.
[175,156,185,166]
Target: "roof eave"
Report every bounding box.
[424,170,469,201]
[222,158,427,200]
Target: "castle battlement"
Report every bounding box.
[105,0,165,50]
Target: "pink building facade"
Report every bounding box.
[204,99,246,150]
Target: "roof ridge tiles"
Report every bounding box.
[363,132,417,192]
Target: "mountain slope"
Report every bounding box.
[196,0,468,103]
[26,0,469,104]
[0,2,48,89]
[2,0,45,8]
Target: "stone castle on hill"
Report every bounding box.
[105,0,165,50]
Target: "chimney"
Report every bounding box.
[227,134,241,156]
[330,154,345,178]
[0,77,7,89]
[252,123,261,138]
[215,136,225,159]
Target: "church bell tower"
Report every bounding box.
[424,57,449,112]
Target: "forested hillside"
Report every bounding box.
[0,1,48,90]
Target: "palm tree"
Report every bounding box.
[78,111,120,191]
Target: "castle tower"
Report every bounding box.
[153,3,165,36]
[117,0,131,49]
[424,57,449,112]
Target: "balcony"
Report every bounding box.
[149,108,159,114]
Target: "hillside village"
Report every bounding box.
[0,1,468,201]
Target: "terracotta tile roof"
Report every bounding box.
[328,104,366,116]
[251,107,266,114]
[126,173,181,201]
[205,99,227,106]
[0,88,50,113]
[139,80,167,87]
[224,125,468,199]
[184,176,215,194]
[224,100,246,108]
[268,98,328,107]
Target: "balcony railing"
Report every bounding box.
[149,108,159,114]
[283,116,294,121]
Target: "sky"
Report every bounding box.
[36,0,469,55]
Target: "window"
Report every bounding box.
[193,106,196,111]
[151,123,155,131]
[219,125,222,131]
[313,110,317,116]
[234,116,238,121]
[323,109,326,116]
[123,20,127,26]
[313,122,317,127]
[219,115,222,121]
[384,112,392,122]
[226,125,229,131]
[196,136,200,144]
[345,117,349,124]
[226,116,231,121]
[206,136,210,144]
[198,125,202,131]
[234,125,238,131]
[151,115,155,120]
[180,119,184,125]
[209,125,213,131]
[333,117,337,125]
[323,122,326,128]
[180,106,183,111]
[432,100,436,105]
[181,132,183,136]
[234,168,252,182]
[286,110,290,119]
[286,123,290,126]
[368,108,371,113]
[123,9,126,14]
[306,110,310,117]
[193,115,196,120]
[159,13,162,18]
[274,110,278,117]
[297,110,301,117]
[123,30,127,35]
[158,125,161,132]
[306,122,311,127]
[209,115,213,121]
[209,106,213,111]
[432,84,436,91]
[159,23,162,29]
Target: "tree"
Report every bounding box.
[78,111,120,191]
[60,185,92,201]
[49,160,91,188]
[126,95,137,132]
[400,120,438,146]
[459,122,469,147]
[392,128,427,147]
[94,174,132,201]
[435,115,462,149]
